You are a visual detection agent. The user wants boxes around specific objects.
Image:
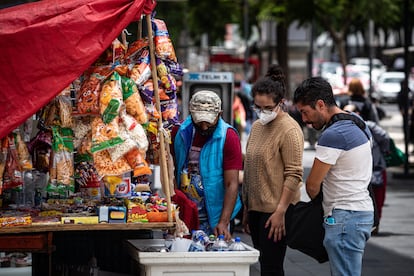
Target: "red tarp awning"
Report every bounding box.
[0,0,157,138]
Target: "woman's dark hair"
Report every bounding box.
[251,64,286,103]
[293,77,337,108]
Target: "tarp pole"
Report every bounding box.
[145,14,173,223]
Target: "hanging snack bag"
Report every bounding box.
[73,117,91,150]
[121,76,148,124]
[0,138,8,194]
[72,118,93,162]
[56,94,74,128]
[111,38,127,64]
[163,59,184,79]
[120,111,149,151]
[160,96,179,128]
[114,64,129,76]
[124,37,149,64]
[2,135,24,191]
[90,117,123,153]
[76,65,113,115]
[93,150,131,177]
[107,124,137,162]
[129,50,152,86]
[124,148,152,177]
[27,130,52,173]
[76,130,92,160]
[48,150,75,194]
[139,80,161,120]
[156,58,177,92]
[152,18,177,62]
[100,72,123,124]
[9,130,33,171]
[146,122,161,165]
[48,127,75,195]
[119,111,151,176]
[93,38,127,66]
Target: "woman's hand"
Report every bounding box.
[265,209,286,242]
[242,207,250,234]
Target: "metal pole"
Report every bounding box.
[402,0,410,175]
[243,0,249,80]
[395,0,413,178]
[308,20,314,78]
[368,20,374,97]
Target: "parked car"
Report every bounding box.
[317,61,342,80]
[374,71,405,103]
[349,57,387,82]
[344,65,371,91]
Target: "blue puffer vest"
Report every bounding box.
[174,116,242,228]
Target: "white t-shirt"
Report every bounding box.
[316,119,374,216]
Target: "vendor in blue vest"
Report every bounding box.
[171,90,243,240]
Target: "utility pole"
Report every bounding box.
[368,20,374,97]
[395,0,413,178]
[243,0,249,80]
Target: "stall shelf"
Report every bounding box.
[0,223,175,276]
[0,222,174,235]
[0,1,181,275]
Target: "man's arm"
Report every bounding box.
[215,169,239,240]
[306,158,331,199]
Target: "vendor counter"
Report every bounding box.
[0,222,174,276]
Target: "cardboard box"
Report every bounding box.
[61,216,99,224]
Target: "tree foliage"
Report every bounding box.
[155,0,409,76]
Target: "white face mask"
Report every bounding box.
[258,110,277,125]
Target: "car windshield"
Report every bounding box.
[347,71,362,77]
[320,63,340,73]
[383,77,404,83]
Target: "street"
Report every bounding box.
[239,103,414,276]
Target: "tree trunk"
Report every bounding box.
[276,22,290,95]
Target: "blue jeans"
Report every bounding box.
[323,209,373,276]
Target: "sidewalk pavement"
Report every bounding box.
[239,109,414,275]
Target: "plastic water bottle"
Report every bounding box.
[191,230,209,245]
[188,236,205,252]
[212,235,229,251]
[229,237,246,251]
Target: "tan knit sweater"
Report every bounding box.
[243,111,304,213]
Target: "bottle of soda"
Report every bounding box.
[205,235,216,251]
[188,236,205,252]
[211,235,229,251]
[229,237,246,251]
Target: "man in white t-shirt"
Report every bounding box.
[293,77,374,276]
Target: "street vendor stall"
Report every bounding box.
[0,0,189,275]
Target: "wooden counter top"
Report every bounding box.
[0,222,175,234]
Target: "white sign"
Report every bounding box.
[184,72,234,83]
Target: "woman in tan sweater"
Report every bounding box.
[243,65,304,276]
